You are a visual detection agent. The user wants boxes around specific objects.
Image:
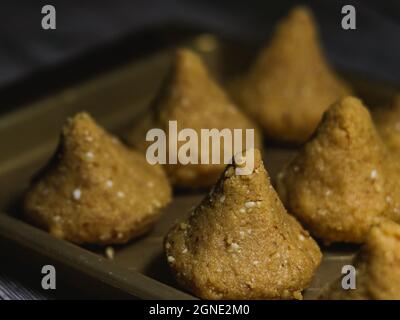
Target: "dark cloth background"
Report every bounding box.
[0,0,399,299]
[0,0,399,89]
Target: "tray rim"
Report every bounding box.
[0,203,195,300]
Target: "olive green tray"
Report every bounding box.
[0,35,397,299]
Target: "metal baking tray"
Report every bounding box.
[0,34,397,299]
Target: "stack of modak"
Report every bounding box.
[22,4,400,300]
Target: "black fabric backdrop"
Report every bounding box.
[0,0,399,89]
[0,0,399,299]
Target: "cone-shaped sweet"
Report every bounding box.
[277,97,400,244]
[231,6,351,143]
[374,95,400,154]
[126,48,262,189]
[24,112,171,245]
[164,149,322,299]
[322,220,400,299]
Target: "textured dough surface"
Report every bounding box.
[322,220,400,300]
[24,112,171,245]
[126,48,262,189]
[231,6,351,143]
[277,97,400,244]
[165,149,322,299]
